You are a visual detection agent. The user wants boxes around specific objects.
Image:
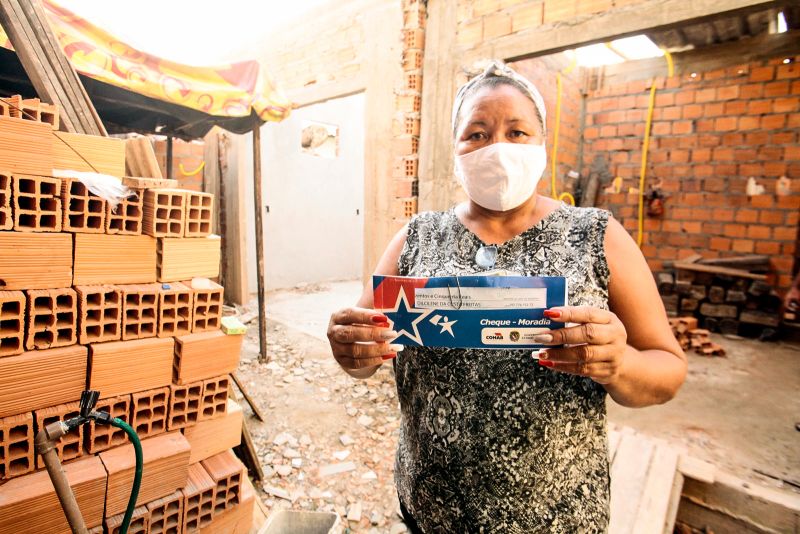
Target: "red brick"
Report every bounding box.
[670,149,689,163]
[758,146,784,160]
[696,88,716,102]
[714,117,738,131]
[723,101,747,115]
[735,148,757,161]
[777,63,800,80]
[755,241,781,254]
[765,81,790,97]
[747,100,772,114]
[764,162,787,177]
[655,93,675,106]
[739,116,760,130]
[704,103,725,117]
[732,239,755,253]
[749,66,774,82]
[722,133,743,146]
[740,163,764,176]
[675,91,695,105]
[600,125,617,137]
[712,147,734,161]
[735,209,758,223]
[746,225,771,239]
[716,86,739,100]
[746,132,770,145]
[761,114,786,129]
[682,104,703,119]
[740,83,764,99]
[783,242,797,255]
[662,106,681,120]
[691,148,711,163]
[759,210,785,224]
[709,237,731,251]
[652,122,671,135]
[712,208,734,221]
[774,97,799,113]
[696,119,714,132]
[750,195,774,208]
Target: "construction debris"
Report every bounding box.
[669,318,726,357]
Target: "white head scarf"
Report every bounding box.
[451,60,547,138]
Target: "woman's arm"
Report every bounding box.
[327,225,409,380]
[602,217,687,407]
[534,216,687,408]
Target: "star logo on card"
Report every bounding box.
[430,314,458,337]
[384,290,432,346]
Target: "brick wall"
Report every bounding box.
[152,139,206,193]
[455,0,648,48]
[511,55,583,196]
[584,56,800,290]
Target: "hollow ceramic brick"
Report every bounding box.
[131,386,169,439]
[105,505,149,534]
[75,285,122,345]
[0,412,34,480]
[187,279,223,333]
[24,288,77,350]
[183,463,215,532]
[0,171,11,230]
[0,290,25,357]
[106,193,143,235]
[184,191,214,237]
[143,189,186,237]
[167,382,202,431]
[85,395,131,454]
[147,489,183,534]
[158,282,192,338]
[35,401,83,467]
[119,283,159,340]
[61,178,107,233]
[201,450,244,515]
[12,174,62,232]
[199,375,229,421]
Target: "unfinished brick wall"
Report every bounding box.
[455,0,647,46]
[584,56,800,289]
[0,411,34,480]
[0,290,25,356]
[24,288,77,350]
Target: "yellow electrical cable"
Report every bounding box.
[550,55,577,201]
[179,161,205,176]
[636,49,674,247]
[559,192,576,205]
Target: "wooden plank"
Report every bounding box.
[678,453,716,483]
[88,337,174,398]
[73,234,157,285]
[673,262,767,280]
[0,455,107,533]
[99,431,190,517]
[174,330,243,385]
[662,472,684,534]
[630,441,680,534]
[252,126,267,362]
[52,132,125,175]
[609,432,656,534]
[231,372,266,422]
[235,416,264,482]
[157,235,221,282]
[0,345,86,418]
[125,137,163,178]
[122,176,178,189]
[183,399,243,464]
[218,131,248,305]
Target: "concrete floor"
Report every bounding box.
[264,280,800,491]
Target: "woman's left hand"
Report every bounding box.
[532,306,628,384]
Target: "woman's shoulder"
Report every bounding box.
[561,204,611,228]
[408,209,455,231]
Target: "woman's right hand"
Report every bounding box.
[327,307,402,375]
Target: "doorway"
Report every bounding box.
[261,92,365,290]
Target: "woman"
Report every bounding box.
[327,61,686,533]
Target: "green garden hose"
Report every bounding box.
[109,418,143,534]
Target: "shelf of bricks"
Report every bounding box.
[0,96,253,534]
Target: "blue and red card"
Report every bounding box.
[373,275,568,349]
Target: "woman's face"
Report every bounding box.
[455,84,545,156]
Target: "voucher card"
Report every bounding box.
[373,274,568,349]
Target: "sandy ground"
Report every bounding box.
[235,280,800,532]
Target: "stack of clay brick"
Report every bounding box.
[0,101,253,534]
[668,317,726,357]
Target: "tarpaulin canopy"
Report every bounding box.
[0,0,291,138]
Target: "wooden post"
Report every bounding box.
[252,126,268,363]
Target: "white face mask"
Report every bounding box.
[454,143,547,212]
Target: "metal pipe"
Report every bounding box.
[34,422,88,534]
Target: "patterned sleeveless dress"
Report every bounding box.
[394,204,612,533]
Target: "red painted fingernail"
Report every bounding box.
[543,310,561,319]
[382,354,396,360]
[375,322,390,328]
[538,350,550,360]
[371,314,389,324]
[538,359,554,368]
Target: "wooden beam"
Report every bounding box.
[252,125,268,363]
[461,0,784,63]
[0,0,105,135]
[417,0,459,211]
[672,262,768,281]
[287,76,366,109]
